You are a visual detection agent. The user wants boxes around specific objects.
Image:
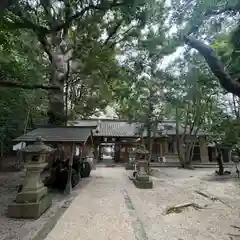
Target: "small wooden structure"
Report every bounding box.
[13,125,97,162]
[13,126,97,192]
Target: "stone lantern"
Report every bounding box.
[133,145,153,189]
[8,137,54,219]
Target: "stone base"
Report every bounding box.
[136,173,149,182]
[16,186,48,203]
[133,179,153,189]
[8,195,52,219]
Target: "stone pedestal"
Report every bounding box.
[8,137,53,219]
[133,160,153,189]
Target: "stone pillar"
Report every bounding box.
[199,137,209,162]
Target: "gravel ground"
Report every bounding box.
[0,170,90,240]
[45,168,136,240]
[46,167,240,240]
[127,167,240,240]
[1,167,240,240]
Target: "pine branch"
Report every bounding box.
[183,35,240,97]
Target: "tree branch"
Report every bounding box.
[103,19,123,46]
[0,81,60,90]
[186,5,240,35]
[40,0,55,27]
[52,2,124,32]
[52,5,97,32]
[183,35,240,97]
[6,1,50,33]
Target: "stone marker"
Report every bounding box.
[8,137,54,219]
[133,145,153,189]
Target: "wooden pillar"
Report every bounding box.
[114,142,120,163]
[199,137,209,162]
[125,146,129,163]
[164,138,168,154]
[159,142,163,157]
[173,137,177,154]
[99,145,103,162]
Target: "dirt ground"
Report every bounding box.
[140,167,240,240]
[44,167,240,240]
[0,167,240,240]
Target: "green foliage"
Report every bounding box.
[0,29,48,152]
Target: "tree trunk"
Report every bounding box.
[65,81,69,126]
[39,35,71,126]
[216,146,224,175]
[176,106,185,167]
[48,51,69,125]
[184,140,195,169]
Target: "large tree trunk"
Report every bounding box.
[38,34,71,126]
[47,50,69,125]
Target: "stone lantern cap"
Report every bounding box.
[21,137,54,153]
[134,145,149,155]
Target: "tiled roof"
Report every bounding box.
[95,121,142,137]
[13,126,96,142]
[70,119,207,137]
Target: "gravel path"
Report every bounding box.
[45,168,136,240]
[0,171,90,240]
[45,167,240,240]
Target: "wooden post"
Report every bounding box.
[64,142,75,195]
